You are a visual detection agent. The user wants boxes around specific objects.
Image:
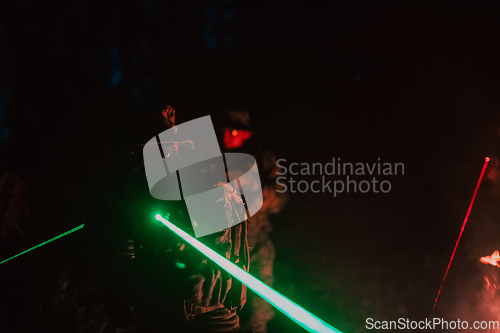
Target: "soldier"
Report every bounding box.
[0,171,27,245]
[217,110,288,333]
[76,106,252,332]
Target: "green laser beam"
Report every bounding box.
[0,224,85,265]
[1,214,343,332]
[155,214,342,333]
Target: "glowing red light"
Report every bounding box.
[224,128,252,149]
[480,250,500,267]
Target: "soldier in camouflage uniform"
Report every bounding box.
[219,111,287,333]
[77,107,252,333]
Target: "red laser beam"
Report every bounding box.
[431,157,490,311]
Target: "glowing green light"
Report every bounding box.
[155,214,342,333]
[0,224,85,265]
[175,261,186,269]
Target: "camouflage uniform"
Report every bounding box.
[219,111,288,333]
[88,107,251,333]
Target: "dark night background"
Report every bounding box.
[2,1,500,332]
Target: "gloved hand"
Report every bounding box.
[185,307,241,332]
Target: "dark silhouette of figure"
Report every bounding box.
[76,107,252,332]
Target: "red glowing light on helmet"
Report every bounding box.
[224,128,252,149]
